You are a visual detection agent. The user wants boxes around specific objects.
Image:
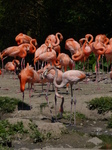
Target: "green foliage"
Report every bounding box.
[96,135,112,149]
[0,97,21,113]
[28,122,44,143]
[0,120,28,147]
[0,144,12,150]
[87,97,112,114]
[62,111,86,121]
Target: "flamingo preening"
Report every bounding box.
[45,32,63,55]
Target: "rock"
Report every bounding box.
[34,121,67,138]
[87,137,103,146]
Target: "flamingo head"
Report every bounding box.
[18,73,26,92]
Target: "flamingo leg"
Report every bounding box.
[60,97,64,118]
[96,57,98,82]
[21,58,23,69]
[23,58,25,69]
[29,84,32,110]
[73,84,77,126]
[96,56,100,90]
[102,55,104,73]
[22,91,24,110]
[34,64,36,70]
[2,59,4,77]
[38,61,39,70]
[73,61,75,70]
[55,87,64,113]
[54,94,57,121]
[45,83,53,121]
[70,84,73,125]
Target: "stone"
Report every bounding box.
[87,137,103,145]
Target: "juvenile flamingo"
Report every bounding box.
[5,59,20,79]
[43,66,86,126]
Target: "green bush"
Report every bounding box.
[87,97,112,114]
[0,97,21,113]
[0,120,28,147]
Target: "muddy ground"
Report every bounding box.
[0,71,112,149]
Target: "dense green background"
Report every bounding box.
[0,0,112,70]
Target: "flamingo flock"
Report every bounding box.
[0,32,112,126]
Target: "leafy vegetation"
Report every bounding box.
[28,122,44,143]
[87,96,112,114]
[61,111,86,122]
[0,120,28,147]
[0,96,21,113]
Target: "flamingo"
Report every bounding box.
[84,34,94,71]
[55,53,74,71]
[18,63,46,109]
[84,34,93,57]
[41,64,64,121]
[5,59,20,72]
[104,38,112,72]
[45,32,63,55]
[5,59,20,78]
[34,44,48,70]
[0,44,27,76]
[34,49,57,67]
[92,34,107,81]
[15,33,32,45]
[65,38,80,56]
[65,38,80,69]
[43,66,86,126]
[0,39,37,71]
[55,53,74,92]
[72,38,87,70]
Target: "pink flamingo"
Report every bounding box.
[65,38,80,56]
[45,32,63,55]
[15,33,33,45]
[104,38,112,72]
[43,66,86,126]
[41,64,64,122]
[72,38,87,70]
[55,53,74,71]
[34,44,48,69]
[34,49,57,67]
[5,59,20,77]
[92,34,107,81]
